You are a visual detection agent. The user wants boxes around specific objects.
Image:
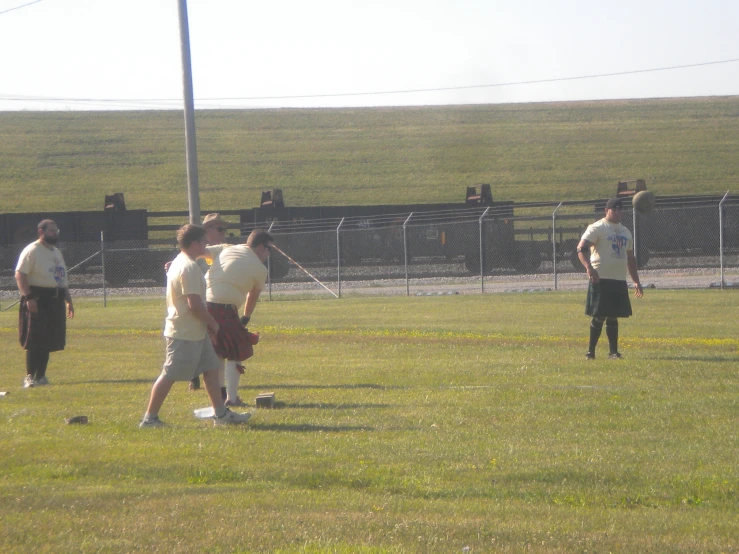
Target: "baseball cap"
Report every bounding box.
[202,213,227,227]
[605,198,624,210]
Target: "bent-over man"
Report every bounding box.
[206,229,272,406]
[15,219,74,388]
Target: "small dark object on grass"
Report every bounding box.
[66,415,88,424]
[256,392,275,408]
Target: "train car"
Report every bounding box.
[2,185,736,285]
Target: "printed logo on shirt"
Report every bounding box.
[51,256,66,285]
[607,234,628,257]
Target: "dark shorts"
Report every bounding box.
[585,279,632,318]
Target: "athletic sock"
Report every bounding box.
[225,361,240,401]
[215,406,227,418]
[606,318,619,353]
[588,317,604,353]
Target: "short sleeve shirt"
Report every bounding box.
[196,244,227,274]
[15,241,68,288]
[581,218,633,280]
[164,251,207,340]
[206,245,268,306]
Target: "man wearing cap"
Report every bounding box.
[576,198,643,360]
[187,213,231,391]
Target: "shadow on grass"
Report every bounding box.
[649,356,739,362]
[250,422,375,433]
[60,379,156,385]
[246,383,403,390]
[277,402,393,410]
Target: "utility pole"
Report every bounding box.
[177,0,201,224]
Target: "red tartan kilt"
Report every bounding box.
[207,303,259,361]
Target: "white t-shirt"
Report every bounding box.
[206,245,267,306]
[580,218,633,280]
[15,241,69,288]
[164,251,208,340]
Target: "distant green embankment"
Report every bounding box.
[0,96,737,213]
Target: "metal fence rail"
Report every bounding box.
[1,198,738,308]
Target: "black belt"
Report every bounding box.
[207,302,237,310]
[30,286,65,299]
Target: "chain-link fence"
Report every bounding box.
[1,198,738,309]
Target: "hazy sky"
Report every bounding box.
[1,0,737,111]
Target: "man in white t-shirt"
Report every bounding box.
[576,198,643,360]
[206,229,272,407]
[15,219,74,388]
[140,224,251,428]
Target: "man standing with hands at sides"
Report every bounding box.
[206,229,272,407]
[577,198,643,360]
[15,219,74,388]
[140,224,251,428]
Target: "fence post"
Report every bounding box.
[403,213,414,296]
[101,231,107,308]
[479,207,490,293]
[552,202,563,291]
[719,191,730,289]
[336,217,345,298]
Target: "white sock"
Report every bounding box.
[225,360,240,401]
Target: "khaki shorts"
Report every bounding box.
[161,337,221,381]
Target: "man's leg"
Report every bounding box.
[225,360,241,404]
[587,317,604,358]
[34,350,51,380]
[143,374,175,418]
[202,368,227,417]
[217,358,227,401]
[605,317,620,356]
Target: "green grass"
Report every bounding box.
[1,291,738,552]
[1,97,738,213]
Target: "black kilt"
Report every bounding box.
[19,286,67,352]
[585,279,632,318]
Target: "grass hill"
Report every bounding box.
[0,96,737,213]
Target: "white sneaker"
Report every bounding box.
[36,376,50,386]
[139,415,165,428]
[213,408,252,426]
[23,375,35,388]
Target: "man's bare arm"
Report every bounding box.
[626,250,643,298]
[186,294,219,335]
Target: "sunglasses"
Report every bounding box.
[214,226,227,233]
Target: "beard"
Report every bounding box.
[44,235,59,245]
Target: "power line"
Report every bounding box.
[208,58,739,101]
[1,57,738,105]
[0,0,44,17]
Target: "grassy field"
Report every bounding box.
[1,291,738,553]
[1,96,738,213]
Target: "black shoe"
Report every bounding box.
[189,377,201,391]
[608,352,622,359]
[585,351,595,360]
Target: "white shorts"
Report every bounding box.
[161,337,221,381]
